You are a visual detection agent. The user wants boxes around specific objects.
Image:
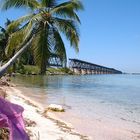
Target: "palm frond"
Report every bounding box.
[53,18,80,52]
[41,0,57,8]
[52,0,83,11]
[0,27,6,34]
[5,19,12,27]
[2,0,39,10]
[52,8,81,23]
[6,21,33,56]
[5,30,24,56]
[6,14,34,33]
[51,0,83,23]
[32,22,51,73]
[5,12,44,57]
[51,27,67,64]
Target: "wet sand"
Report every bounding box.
[55,112,140,140]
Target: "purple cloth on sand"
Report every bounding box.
[0,97,29,140]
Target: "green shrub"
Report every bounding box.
[23,65,40,75]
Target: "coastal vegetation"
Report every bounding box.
[0,19,17,62]
[8,65,73,75]
[0,0,83,77]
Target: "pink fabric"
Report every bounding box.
[0,97,29,140]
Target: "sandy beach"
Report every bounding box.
[0,75,140,140]
[1,85,89,140]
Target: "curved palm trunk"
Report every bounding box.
[0,37,34,77]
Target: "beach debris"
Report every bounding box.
[47,104,65,112]
[0,128,10,140]
[26,129,40,140]
[0,77,10,86]
[0,97,29,140]
[25,118,36,127]
[24,100,38,108]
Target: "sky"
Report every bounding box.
[0,0,140,73]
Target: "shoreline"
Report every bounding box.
[2,86,89,140]
[1,75,140,140]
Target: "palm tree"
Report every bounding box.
[0,19,12,62]
[0,19,21,73]
[0,0,83,77]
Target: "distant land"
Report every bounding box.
[132,73,140,75]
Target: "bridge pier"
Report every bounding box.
[91,70,95,74]
[87,69,91,74]
[73,68,81,74]
[81,69,86,75]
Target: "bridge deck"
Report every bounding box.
[69,58,122,74]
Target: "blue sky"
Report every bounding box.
[0,0,140,73]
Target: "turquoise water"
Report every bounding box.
[12,74,140,139]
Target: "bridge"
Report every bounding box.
[69,59,122,74]
[47,54,66,67]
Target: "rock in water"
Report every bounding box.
[47,104,65,112]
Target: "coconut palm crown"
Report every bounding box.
[1,0,83,75]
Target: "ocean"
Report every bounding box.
[11,74,140,140]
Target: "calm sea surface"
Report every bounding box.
[11,74,140,139]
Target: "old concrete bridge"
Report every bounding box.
[69,59,122,75]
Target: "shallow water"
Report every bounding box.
[11,74,140,139]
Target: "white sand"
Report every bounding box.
[4,87,89,140]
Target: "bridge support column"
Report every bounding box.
[87,69,91,74]
[91,70,95,74]
[81,69,86,75]
[73,68,81,74]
